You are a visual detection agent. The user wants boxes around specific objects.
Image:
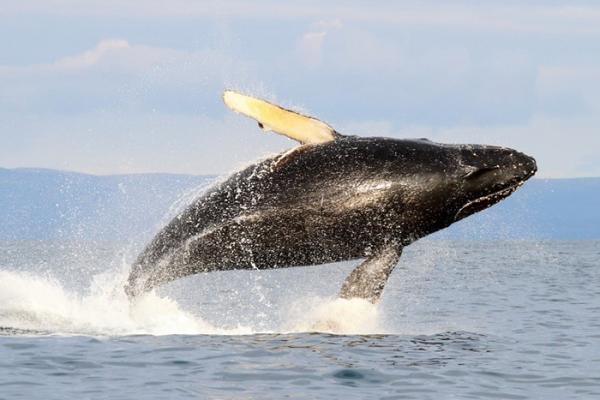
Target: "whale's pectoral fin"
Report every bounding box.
[223,90,340,145]
[339,245,403,303]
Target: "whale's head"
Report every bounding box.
[376,138,537,236]
[452,144,537,221]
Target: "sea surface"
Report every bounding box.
[0,240,599,399]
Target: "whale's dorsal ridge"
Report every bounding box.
[223,90,339,145]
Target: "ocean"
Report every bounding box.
[0,240,599,399]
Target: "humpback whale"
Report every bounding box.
[126,91,537,302]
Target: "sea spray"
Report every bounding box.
[0,267,390,336]
[0,269,251,336]
[284,296,383,334]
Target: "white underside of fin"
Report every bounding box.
[223,90,337,145]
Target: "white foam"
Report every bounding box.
[284,296,383,335]
[0,269,251,336]
[0,267,389,336]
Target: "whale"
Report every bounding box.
[125,91,537,302]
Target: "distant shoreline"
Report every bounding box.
[2,168,599,241]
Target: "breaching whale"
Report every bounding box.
[126,91,537,302]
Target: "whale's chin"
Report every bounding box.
[454,183,522,221]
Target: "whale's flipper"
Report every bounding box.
[223,90,339,145]
[339,245,403,303]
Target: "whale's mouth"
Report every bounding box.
[454,182,523,221]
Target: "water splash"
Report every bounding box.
[284,296,382,334]
[0,267,386,336]
[0,269,251,336]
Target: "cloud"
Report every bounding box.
[2,39,225,77]
[0,3,599,177]
[0,39,285,174]
[0,39,258,115]
[54,39,130,69]
[297,19,343,67]
[3,1,600,35]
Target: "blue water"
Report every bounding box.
[1,240,599,399]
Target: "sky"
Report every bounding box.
[1,1,599,177]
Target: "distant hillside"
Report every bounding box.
[434,177,600,240]
[1,168,598,242]
[0,168,210,243]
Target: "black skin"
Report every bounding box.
[126,136,537,298]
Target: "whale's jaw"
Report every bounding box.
[455,182,522,221]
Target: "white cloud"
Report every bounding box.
[1,3,599,177]
[3,1,600,35]
[1,39,223,77]
[54,39,130,69]
[297,19,343,67]
[0,39,258,115]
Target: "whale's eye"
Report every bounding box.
[464,166,500,180]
